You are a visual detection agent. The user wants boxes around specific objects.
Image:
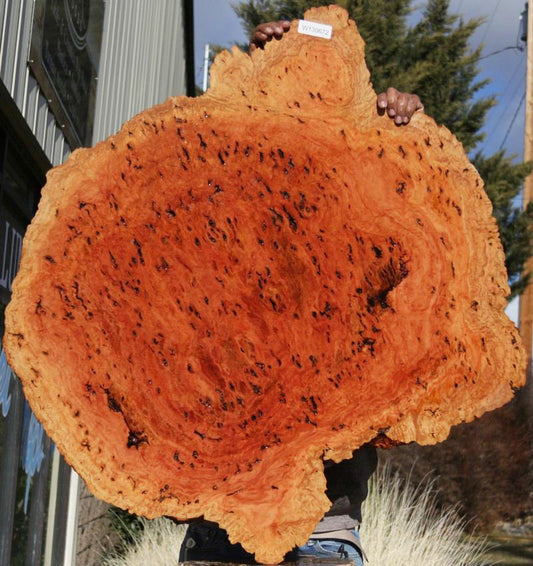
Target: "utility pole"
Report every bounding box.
[202,44,210,92]
[520,1,533,373]
[518,1,533,482]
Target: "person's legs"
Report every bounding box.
[180,523,365,565]
[297,530,365,566]
[180,522,256,563]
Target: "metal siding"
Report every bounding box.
[35,92,49,151]
[13,0,33,112]
[19,64,30,118]
[92,0,190,143]
[0,0,190,193]
[160,2,176,98]
[171,1,187,97]
[24,72,39,133]
[45,108,56,161]
[10,0,30,102]
[0,0,12,76]
[127,3,142,114]
[135,2,148,112]
[0,0,7,58]
[53,127,65,167]
[120,3,132,125]
[0,0,71,163]
[0,0,18,89]
[143,1,154,107]
[8,0,24,94]
[153,2,165,104]
[92,0,114,137]
[61,138,70,163]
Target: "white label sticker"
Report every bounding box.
[297,19,333,40]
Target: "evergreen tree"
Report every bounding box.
[396,0,493,152]
[473,151,533,297]
[233,0,347,36]
[346,0,413,96]
[233,0,532,298]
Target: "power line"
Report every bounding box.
[482,53,526,148]
[499,90,526,151]
[477,3,525,62]
[477,45,524,61]
[491,75,526,147]
[480,0,503,46]
[483,53,525,148]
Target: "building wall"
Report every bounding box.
[1,3,71,563]
[93,0,190,143]
[75,482,119,566]
[0,0,192,160]
[0,0,194,564]
[0,0,70,166]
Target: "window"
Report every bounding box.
[0,121,74,566]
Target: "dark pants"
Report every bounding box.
[179,521,298,563]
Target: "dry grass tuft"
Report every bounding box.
[102,518,185,566]
[361,464,494,566]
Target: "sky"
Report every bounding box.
[446,0,528,159]
[193,0,530,322]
